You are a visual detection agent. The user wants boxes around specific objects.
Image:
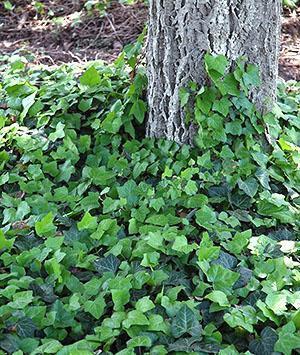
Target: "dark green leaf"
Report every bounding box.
[171,305,202,338]
[94,254,121,274]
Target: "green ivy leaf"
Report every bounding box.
[10,291,34,309]
[204,54,228,77]
[135,296,155,313]
[265,292,288,315]
[130,99,147,123]
[195,206,217,230]
[127,336,152,349]
[77,212,97,231]
[249,327,278,355]
[111,289,130,311]
[15,317,36,338]
[212,97,231,117]
[0,230,14,250]
[226,229,252,254]
[179,88,190,107]
[205,290,230,307]
[35,212,56,237]
[171,305,202,338]
[122,310,149,329]
[79,66,101,86]
[275,322,300,355]
[94,254,121,274]
[238,178,259,198]
[49,122,65,142]
[224,306,257,333]
[84,295,105,319]
[21,92,37,120]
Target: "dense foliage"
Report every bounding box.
[0,48,299,355]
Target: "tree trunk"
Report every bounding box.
[146,0,281,144]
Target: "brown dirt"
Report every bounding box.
[0,0,299,81]
[280,6,300,81]
[0,0,147,64]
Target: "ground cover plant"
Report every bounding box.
[0,49,299,354]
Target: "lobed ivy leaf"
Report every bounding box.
[274,322,300,355]
[94,254,121,275]
[79,66,101,87]
[249,327,278,355]
[171,305,202,338]
[35,212,56,237]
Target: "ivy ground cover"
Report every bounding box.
[0,52,299,354]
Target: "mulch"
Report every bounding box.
[0,0,299,81]
[280,6,300,80]
[0,0,147,64]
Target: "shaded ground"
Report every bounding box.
[0,0,147,64]
[0,0,299,80]
[280,6,300,80]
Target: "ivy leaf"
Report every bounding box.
[212,251,238,270]
[0,334,20,354]
[127,336,152,349]
[117,180,138,206]
[204,54,228,77]
[257,194,294,224]
[135,296,155,313]
[243,64,261,88]
[94,254,121,275]
[52,300,74,328]
[172,235,196,254]
[238,178,259,198]
[57,160,75,182]
[49,122,65,142]
[249,327,278,355]
[83,295,105,319]
[205,290,230,307]
[219,345,239,355]
[255,168,271,190]
[226,230,252,254]
[79,66,101,86]
[78,98,93,112]
[123,310,150,329]
[111,289,130,312]
[224,306,257,333]
[195,206,217,230]
[31,339,62,354]
[212,97,231,117]
[15,201,30,221]
[275,322,300,355]
[0,230,14,250]
[179,88,190,107]
[77,212,97,231]
[130,99,147,123]
[15,317,36,338]
[265,292,287,315]
[233,267,252,289]
[206,264,240,292]
[30,281,57,303]
[21,92,37,120]
[171,305,202,338]
[35,212,56,237]
[10,291,34,309]
[168,339,220,353]
[198,232,220,262]
[168,338,200,353]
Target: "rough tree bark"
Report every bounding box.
[146,0,281,144]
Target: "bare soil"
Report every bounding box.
[0,0,299,80]
[280,6,300,80]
